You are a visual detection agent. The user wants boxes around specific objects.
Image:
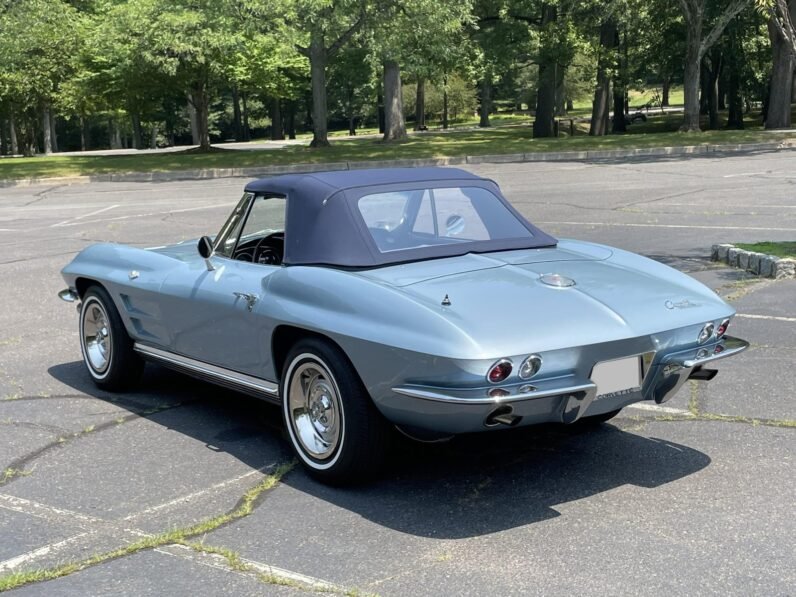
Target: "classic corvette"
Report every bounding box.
[59,167,748,483]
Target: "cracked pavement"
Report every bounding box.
[0,153,794,595]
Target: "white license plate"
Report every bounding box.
[591,356,642,398]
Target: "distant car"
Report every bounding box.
[59,168,747,483]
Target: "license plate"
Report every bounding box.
[591,356,642,399]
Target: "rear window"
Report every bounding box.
[357,186,532,253]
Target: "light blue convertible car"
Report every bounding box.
[59,167,748,483]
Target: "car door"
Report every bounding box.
[158,193,286,379]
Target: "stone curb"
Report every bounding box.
[3,138,795,188]
[711,244,796,279]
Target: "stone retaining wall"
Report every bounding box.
[711,244,796,279]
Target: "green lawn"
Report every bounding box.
[734,242,796,258]
[1,123,793,181]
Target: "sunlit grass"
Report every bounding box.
[1,121,793,181]
[734,241,796,258]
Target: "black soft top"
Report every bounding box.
[244,167,557,267]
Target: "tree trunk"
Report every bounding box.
[699,61,710,114]
[187,94,200,145]
[533,59,557,137]
[150,124,158,149]
[0,120,6,155]
[309,37,329,148]
[347,87,356,135]
[41,106,53,155]
[766,4,795,129]
[718,70,727,110]
[382,59,407,142]
[727,65,744,128]
[681,16,702,132]
[79,115,87,151]
[706,51,722,130]
[270,98,284,140]
[190,84,211,151]
[131,111,142,149]
[9,113,18,155]
[566,98,574,111]
[479,70,492,127]
[590,19,616,136]
[50,114,58,153]
[662,76,671,106]
[377,91,385,133]
[414,77,426,130]
[611,28,626,134]
[791,69,796,102]
[242,92,250,141]
[232,86,243,141]
[442,76,449,129]
[534,5,558,138]
[286,100,296,139]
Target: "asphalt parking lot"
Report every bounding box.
[0,151,794,595]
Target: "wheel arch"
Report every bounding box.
[271,325,352,383]
[75,276,102,298]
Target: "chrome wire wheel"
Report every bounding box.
[287,357,343,463]
[81,298,112,376]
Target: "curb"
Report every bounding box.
[3,139,795,188]
[711,244,796,279]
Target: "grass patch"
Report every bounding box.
[1,123,793,181]
[734,241,796,259]
[0,462,294,593]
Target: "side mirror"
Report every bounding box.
[197,236,215,271]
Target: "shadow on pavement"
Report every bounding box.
[49,360,711,539]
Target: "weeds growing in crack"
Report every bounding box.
[0,468,31,485]
[0,462,295,593]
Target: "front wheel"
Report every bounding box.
[79,285,143,391]
[281,339,390,484]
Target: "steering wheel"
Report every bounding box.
[253,233,284,265]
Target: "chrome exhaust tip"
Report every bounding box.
[485,405,522,428]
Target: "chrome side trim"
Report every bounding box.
[392,381,596,405]
[134,343,279,398]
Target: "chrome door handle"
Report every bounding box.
[233,292,259,311]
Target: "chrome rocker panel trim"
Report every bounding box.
[133,343,280,403]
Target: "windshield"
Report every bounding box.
[357,186,534,253]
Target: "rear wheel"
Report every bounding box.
[79,285,143,390]
[281,338,390,484]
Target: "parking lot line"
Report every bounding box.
[736,313,796,323]
[536,221,796,232]
[626,403,693,416]
[0,533,90,573]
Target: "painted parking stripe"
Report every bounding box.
[121,467,269,521]
[50,204,119,227]
[626,403,693,416]
[536,221,796,232]
[0,533,90,572]
[736,313,796,323]
[157,544,350,593]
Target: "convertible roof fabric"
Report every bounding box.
[244,167,557,267]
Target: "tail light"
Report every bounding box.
[487,359,513,383]
[717,318,730,336]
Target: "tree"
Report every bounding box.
[370,0,474,142]
[678,0,752,131]
[288,0,368,147]
[765,0,796,128]
[0,0,83,154]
